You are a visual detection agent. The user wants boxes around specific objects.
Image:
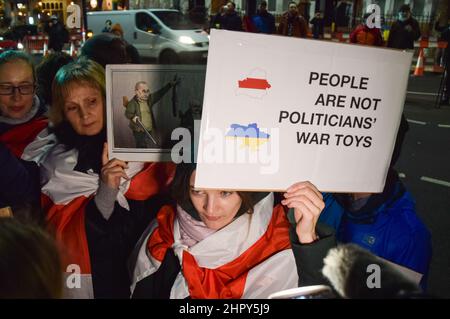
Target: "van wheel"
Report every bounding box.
[159,50,179,64]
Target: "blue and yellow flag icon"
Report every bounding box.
[225,123,270,151]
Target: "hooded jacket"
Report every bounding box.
[319,170,432,288]
[387,17,421,49]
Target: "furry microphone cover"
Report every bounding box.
[322,243,422,298]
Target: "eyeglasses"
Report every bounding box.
[0,84,35,95]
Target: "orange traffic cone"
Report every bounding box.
[414,48,424,76]
[43,41,49,56]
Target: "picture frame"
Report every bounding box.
[106,64,206,162]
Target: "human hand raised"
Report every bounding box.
[100,143,129,190]
[281,181,325,244]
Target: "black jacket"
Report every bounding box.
[85,195,169,298]
[387,18,421,49]
[46,21,69,51]
[221,12,243,31]
[53,124,171,298]
[0,102,47,224]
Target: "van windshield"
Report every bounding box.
[152,11,199,30]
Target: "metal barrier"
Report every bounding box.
[414,38,448,73]
[22,33,83,57]
[319,32,448,74]
[23,35,48,55]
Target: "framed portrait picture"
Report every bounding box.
[106,64,206,162]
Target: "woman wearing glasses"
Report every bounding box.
[0,51,54,223]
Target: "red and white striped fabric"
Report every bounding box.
[41,144,175,298]
[23,35,49,54]
[416,37,448,49]
[23,34,83,55]
[131,193,299,299]
[0,115,55,164]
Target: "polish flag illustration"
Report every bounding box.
[236,68,271,99]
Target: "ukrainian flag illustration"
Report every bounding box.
[225,123,270,151]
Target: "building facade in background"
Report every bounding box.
[0,0,446,36]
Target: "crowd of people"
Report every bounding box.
[207,1,422,51]
[0,2,434,300]
[209,1,309,37]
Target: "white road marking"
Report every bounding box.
[438,124,450,128]
[407,119,427,125]
[398,172,406,178]
[420,176,450,188]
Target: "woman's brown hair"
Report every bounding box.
[171,164,255,215]
[49,57,105,127]
[0,50,36,83]
[0,218,62,298]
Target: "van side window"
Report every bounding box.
[136,12,160,33]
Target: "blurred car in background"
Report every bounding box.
[1,24,38,42]
[87,9,208,64]
[0,24,39,53]
[0,39,18,53]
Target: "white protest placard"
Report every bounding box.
[195,29,413,192]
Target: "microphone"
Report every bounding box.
[322,243,423,298]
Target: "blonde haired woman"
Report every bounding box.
[41,58,174,298]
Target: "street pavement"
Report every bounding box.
[399,73,450,297]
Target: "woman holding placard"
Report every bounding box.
[129,162,335,298]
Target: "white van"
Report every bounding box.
[86,9,208,63]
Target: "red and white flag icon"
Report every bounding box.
[236,68,271,98]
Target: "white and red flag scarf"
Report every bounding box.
[41,144,175,298]
[131,193,299,299]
